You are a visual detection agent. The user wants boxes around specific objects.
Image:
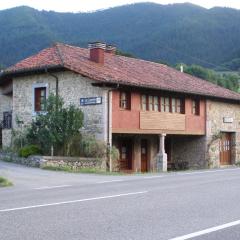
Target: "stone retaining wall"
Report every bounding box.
[41,156,106,170]
[0,153,106,170]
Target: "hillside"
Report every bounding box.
[0,3,240,68]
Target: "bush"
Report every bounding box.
[80,135,107,158]
[19,145,42,158]
[0,177,13,187]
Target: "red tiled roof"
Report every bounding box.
[3,43,240,101]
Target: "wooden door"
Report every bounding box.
[141,139,148,172]
[119,139,132,170]
[220,133,231,165]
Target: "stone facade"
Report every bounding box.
[2,71,108,147]
[171,135,207,169]
[2,129,12,148]
[206,100,240,167]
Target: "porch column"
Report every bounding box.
[157,134,168,172]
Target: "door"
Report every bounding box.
[119,138,132,170]
[220,133,231,165]
[141,139,148,172]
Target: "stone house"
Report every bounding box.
[0,42,240,172]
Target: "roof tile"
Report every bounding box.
[3,42,240,101]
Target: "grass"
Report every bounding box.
[0,176,13,187]
[41,165,124,175]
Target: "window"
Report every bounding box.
[192,99,200,115]
[141,95,147,111]
[172,98,182,113]
[120,92,131,110]
[148,96,154,111]
[3,111,12,129]
[153,96,159,111]
[35,87,47,112]
[161,97,170,112]
[140,94,184,114]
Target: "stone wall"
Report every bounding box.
[171,135,207,169]
[4,71,108,148]
[41,156,106,170]
[2,129,12,148]
[206,100,240,167]
[0,153,106,170]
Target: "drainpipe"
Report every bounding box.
[45,68,59,97]
[107,89,112,172]
[107,84,120,172]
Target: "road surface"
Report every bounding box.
[1,161,240,240]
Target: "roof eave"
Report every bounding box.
[0,64,65,85]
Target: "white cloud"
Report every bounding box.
[0,0,239,12]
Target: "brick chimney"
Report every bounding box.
[88,42,106,64]
[105,45,117,54]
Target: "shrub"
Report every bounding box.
[26,94,83,156]
[19,145,42,158]
[110,146,120,171]
[80,134,107,158]
[0,177,13,187]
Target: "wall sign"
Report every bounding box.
[80,97,102,106]
[223,117,233,123]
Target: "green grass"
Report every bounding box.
[41,165,124,175]
[0,176,13,187]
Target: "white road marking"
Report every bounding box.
[34,185,72,190]
[96,179,125,184]
[177,168,240,176]
[169,220,240,240]
[143,176,164,179]
[0,191,148,213]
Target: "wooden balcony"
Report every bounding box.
[140,111,185,131]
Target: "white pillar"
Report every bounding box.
[157,134,168,172]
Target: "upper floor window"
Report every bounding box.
[120,92,131,110]
[172,98,182,113]
[141,95,147,111]
[141,94,184,114]
[153,96,159,111]
[34,87,47,112]
[161,97,170,112]
[192,99,200,115]
[148,96,154,111]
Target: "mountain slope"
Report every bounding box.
[0,3,240,68]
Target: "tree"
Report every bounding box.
[175,63,240,92]
[26,94,84,155]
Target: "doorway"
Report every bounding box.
[141,139,148,172]
[220,133,232,165]
[119,138,133,171]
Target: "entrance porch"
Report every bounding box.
[112,134,207,172]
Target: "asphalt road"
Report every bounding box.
[1,161,240,240]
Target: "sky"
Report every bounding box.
[0,0,240,12]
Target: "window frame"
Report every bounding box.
[120,91,131,110]
[141,94,184,114]
[141,94,147,111]
[32,83,48,115]
[192,99,200,115]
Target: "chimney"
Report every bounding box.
[88,42,106,64]
[105,45,117,54]
[180,64,184,73]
